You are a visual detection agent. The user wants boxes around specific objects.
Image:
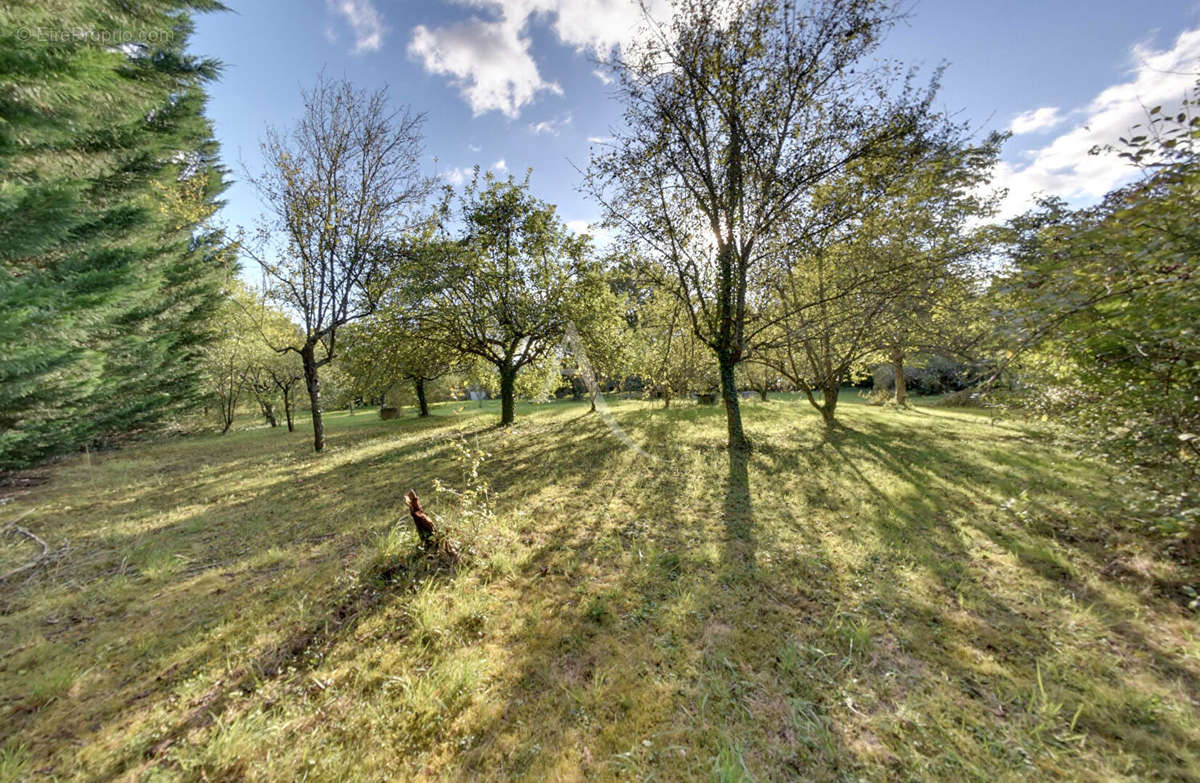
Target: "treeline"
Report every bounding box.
[3,0,1194,539]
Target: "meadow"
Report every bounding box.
[1,396,1197,781]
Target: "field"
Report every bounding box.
[1,396,1198,781]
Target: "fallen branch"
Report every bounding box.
[1,510,50,583]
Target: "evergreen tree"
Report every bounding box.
[0,1,231,468]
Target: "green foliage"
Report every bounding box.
[999,85,1200,535]
[631,285,715,406]
[404,173,611,423]
[0,1,232,468]
[757,133,1001,422]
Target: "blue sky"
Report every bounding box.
[192,0,1200,243]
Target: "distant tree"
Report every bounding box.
[588,0,943,449]
[739,362,782,402]
[244,299,306,431]
[244,75,431,452]
[760,237,887,426]
[340,315,459,417]
[404,174,604,425]
[633,287,715,409]
[755,132,996,425]
[204,284,262,434]
[866,136,1002,405]
[565,267,630,412]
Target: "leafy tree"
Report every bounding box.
[404,174,604,425]
[754,132,996,424]
[243,298,306,430]
[633,287,715,408]
[203,283,262,433]
[865,138,1002,405]
[340,315,459,417]
[563,266,630,412]
[739,362,783,402]
[1,1,233,468]
[588,0,942,449]
[760,237,888,426]
[998,88,1199,535]
[244,74,430,452]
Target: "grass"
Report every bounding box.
[1,394,1198,781]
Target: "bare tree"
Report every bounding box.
[245,75,431,451]
[587,0,942,450]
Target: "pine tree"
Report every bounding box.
[0,1,231,468]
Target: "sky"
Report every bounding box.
[191,0,1200,246]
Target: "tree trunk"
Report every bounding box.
[758,387,768,402]
[261,401,278,427]
[892,353,907,406]
[719,353,750,451]
[283,388,295,432]
[499,365,516,426]
[663,388,671,409]
[589,390,597,412]
[301,345,324,452]
[348,398,355,415]
[415,377,430,417]
[820,384,839,427]
[220,391,235,434]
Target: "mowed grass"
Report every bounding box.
[1,394,1198,781]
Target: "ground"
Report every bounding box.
[1,395,1198,781]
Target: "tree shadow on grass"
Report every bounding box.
[0,414,496,777]
[806,416,1200,776]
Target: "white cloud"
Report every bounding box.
[529,111,573,136]
[468,143,482,152]
[409,13,561,117]
[408,0,671,117]
[991,27,1200,220]
[442,166,475,186]
[1009,106,1063,134]
[592,68,613,85]
[326,0,386,53]
[587,135,612,144]
[493,158,507,171]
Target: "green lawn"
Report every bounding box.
[2,397,1197,781]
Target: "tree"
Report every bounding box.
[752,131,996,425]
[760,238,889,426]
[633,286,715,408]
[563,265,630,413]
[1,1,233,468]
[245,75,430,452]
[340,315,459,417]
[588,0,942,449]
[245,299,306,431]
[203,283,262,433]
[997,87,1199,536]
[405,174,602,425]
[739,362,781,402]
[865,137,1002,405]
